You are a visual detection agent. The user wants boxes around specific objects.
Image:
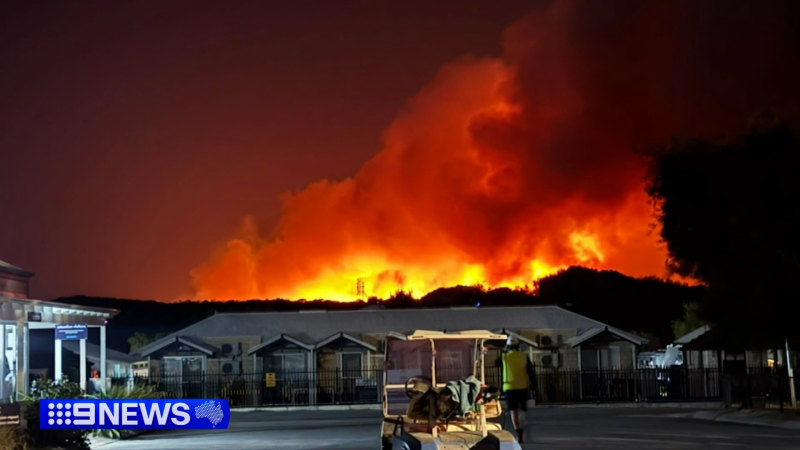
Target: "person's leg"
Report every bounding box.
[508,390,524,442]
[518,390,529,443]
[511,408,520,429]
[516,409,526,442]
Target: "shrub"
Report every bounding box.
[0,425,27,450]
[86,384,164,439]
[21,377,90,450]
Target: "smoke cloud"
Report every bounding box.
[191,0,800,301]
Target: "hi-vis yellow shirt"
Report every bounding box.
[502,350,529,391]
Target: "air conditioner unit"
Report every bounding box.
[540,352,559,368]
[220,359,241,375]
[539,334,561,348]
[220,342,242,357]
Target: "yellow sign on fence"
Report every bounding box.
[265,372,276,387]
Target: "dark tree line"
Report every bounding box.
[646,117,800,348]
[54,266,699,353]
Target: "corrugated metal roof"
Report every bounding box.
[135,305,642,356]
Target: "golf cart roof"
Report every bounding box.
[389,329,508,341]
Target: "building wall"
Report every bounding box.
[249,330,633,373]
[0,273,28,298]
[146,325,643,376]
[204,336,261,373]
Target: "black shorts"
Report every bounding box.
[505,389,529,411]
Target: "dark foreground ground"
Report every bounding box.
[91,405,800,450]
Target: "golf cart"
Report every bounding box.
[380,330,521,450]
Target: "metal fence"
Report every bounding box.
[485,366,721,403]
[721,366,799,408]
[111,366,797,407]
[112,368,383,407]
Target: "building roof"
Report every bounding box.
[247,334,314,355]
[137,305,646,356]
[1,294,119,326]
[315,332,377,351]
[137,335,218,357]
[62,341,139,364]
[674,324,713,346]
[0,259,34,278]
[566,326,648,347]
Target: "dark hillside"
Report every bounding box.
[53,266,701,352]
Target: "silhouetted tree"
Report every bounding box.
[127,331,168,353]
[671,302,704,341]
[646,117,800,347]
[534,266,698,344]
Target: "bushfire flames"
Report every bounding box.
[190,1,777,302]
[189,53,667,301]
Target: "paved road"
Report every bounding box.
[92,408,380,450]
[524,406,800,449]
[93,407,800,449]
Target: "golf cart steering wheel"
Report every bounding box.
[404,375,433,398]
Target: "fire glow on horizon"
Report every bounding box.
[188,0,784,302]
[189,64,666,299]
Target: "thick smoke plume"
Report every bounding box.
[191,0,800,301]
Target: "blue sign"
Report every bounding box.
[40,399,230,430]
[55,324,88,341]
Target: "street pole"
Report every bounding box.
[786,339,796,409]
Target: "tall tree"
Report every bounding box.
[646,118,800,347]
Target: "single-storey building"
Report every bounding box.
[673,324,797,371]
[1,259,119,402]
[132,305,646,401]
[672,325,800,405]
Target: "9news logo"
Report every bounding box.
[40,399,230,430]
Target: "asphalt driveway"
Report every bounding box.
[91,405,800,449]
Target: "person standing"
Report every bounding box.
[501,337,536,443]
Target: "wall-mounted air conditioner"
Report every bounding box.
[538,334,560,348]
[220,359,241,375]
[540,352,559,368]
[220,342,242,357]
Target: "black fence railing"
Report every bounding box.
[485,366,721,403]
[110,366,797,407]
[721,366,800,408]
[112,368,383,407]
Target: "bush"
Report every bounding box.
[0,425,27,450]
[86,384,164,439]
[21,377,90,450]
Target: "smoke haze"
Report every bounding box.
[191,0,800,301]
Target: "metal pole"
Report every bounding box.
[309,350,316,405]
[786,339,797,409]
[54,332,62,382]
[252,353,258,407]
[22,322,31,394]
[79,338,87,391]
[100,325,107,392]
[0,324,5,401]
[17,320,27,396]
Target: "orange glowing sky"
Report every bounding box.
[190,54,669,301]
[3,1,799,301]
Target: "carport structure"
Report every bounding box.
[0,294,118,401]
